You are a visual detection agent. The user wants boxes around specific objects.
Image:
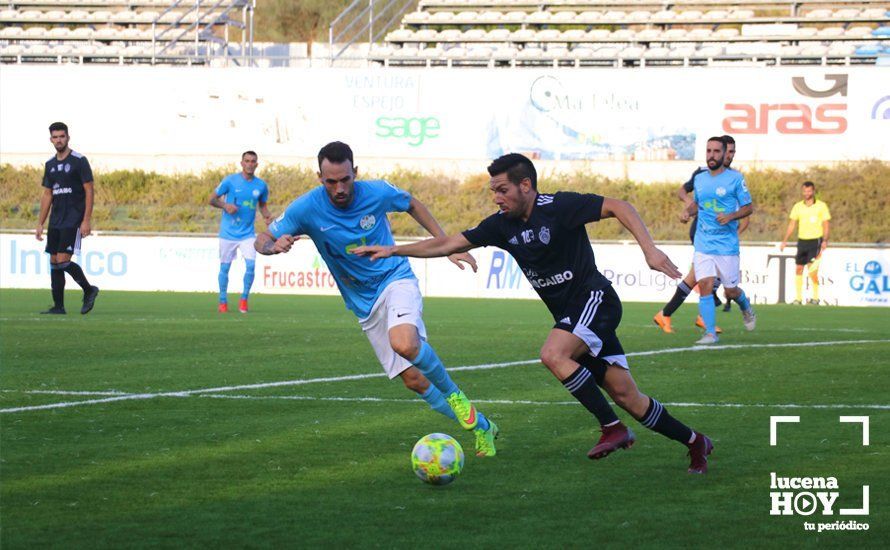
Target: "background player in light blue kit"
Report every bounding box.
[209,150,272,313]
[254,141,499,457]
[685,137,756,344]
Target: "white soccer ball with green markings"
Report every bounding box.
[411,433,464,486]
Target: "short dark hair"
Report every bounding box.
[49,122,68,134]
[707,136,725,150]
[242,150,258,160]
[487,153,537,190]
[317,141,354,170]
[721,135,736,146]
[802,181,816,189]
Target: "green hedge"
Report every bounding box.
[2,161,887,243]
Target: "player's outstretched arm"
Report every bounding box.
[254,231,297,255]
[352,234,477,271]
[600,197,682,279]
[405,196,477,271]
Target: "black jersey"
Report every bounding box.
[463,192,612,319]
[42,150,93,229]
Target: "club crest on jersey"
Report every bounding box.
[64,164,71,173]
[539,226,551,245]
[360,214,376,230]
[252,189,260,198]
[716,187,727,197]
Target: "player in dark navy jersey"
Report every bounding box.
[355,153,715,474]
[35,122,99,315]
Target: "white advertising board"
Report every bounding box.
[1,66,888,165]
[2,233,887,307]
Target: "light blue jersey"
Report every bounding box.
[693,168,752,256]
[268,179,416,318]
[216,173,269,240]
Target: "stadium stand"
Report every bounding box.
[372,0,890,67]
[0,0,255,65]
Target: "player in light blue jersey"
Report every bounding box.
[254,142,499,457]
[684,137,756,344]
[208,151,272,313]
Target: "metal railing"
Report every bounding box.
[150,0,254,65]
[328,0,416,65]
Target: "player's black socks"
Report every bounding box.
[577,354,608,386]
[712,290,722,306]
[638,397,693,444]
[59,261,91,291]
[662,281,692,317]
[562,366,620,427]
[50,264,66,307]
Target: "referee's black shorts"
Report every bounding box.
[45,227,81,255]
[554,285,628,369]
[795,238,822,266]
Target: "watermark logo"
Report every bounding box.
[769,416,870,532]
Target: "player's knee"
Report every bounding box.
[539,345,566,371]
[390,334,420,361]
[724,287,740,299]
[219,262,232,274]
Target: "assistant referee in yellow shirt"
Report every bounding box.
[780,181,831,305]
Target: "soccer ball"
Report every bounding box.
[411,433,465,486]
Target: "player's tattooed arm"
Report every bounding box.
[255,231,297,255]
[209,192,237,214]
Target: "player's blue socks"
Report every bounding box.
[698,294,717,334]
[735,289,751,312]
[419,385,457,420]
[242,259,256,299]
[412,341,460,397]
[218,262,231,303]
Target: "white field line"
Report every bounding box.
[0,389,131,396]
[200,394,890,410]
[2,339,888,414]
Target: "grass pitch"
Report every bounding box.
[1,289,888,548]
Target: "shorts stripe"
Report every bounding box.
[74,227,82,254]
[578,289,603,327]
